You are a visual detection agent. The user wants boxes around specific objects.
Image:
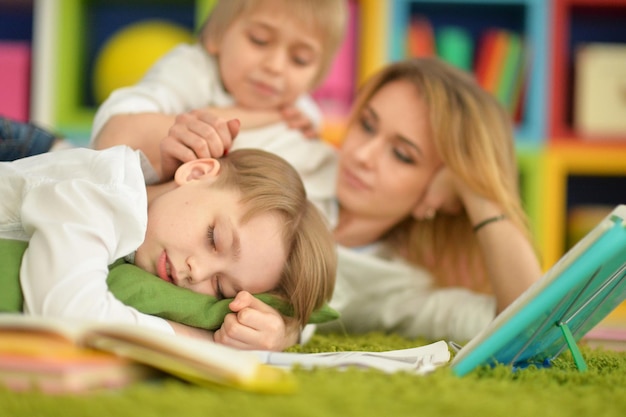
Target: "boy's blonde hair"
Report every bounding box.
[200,0,347,88]
[348,58,534,293]
[212,148,336,327]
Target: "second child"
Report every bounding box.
[91,0,347,183]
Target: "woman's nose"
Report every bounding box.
[353,137,382,168]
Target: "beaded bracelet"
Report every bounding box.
[473,214,507,233]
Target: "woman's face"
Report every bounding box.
[336,79,443,224]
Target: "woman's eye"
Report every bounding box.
[207,226,216,249]
[359,115,376,134]
[393,148,415,164]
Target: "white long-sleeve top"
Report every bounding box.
[318,244,497,342]
[0,146,173,334]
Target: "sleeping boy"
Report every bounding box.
[0,142,337,351]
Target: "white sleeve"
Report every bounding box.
[378,286,497,343]
[327,246,497,342]
[18,165,173,334]
[90,44,223,145]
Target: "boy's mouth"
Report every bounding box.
[157,251,174,284]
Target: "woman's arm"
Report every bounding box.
[459,189,542,313]
[415,167,542,313]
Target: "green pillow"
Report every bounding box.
[0,239,338,329]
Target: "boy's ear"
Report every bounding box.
[174,158,221,185]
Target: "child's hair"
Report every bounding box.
[347,57,533,293]
[200,0,348,88]
[212,148,336,327]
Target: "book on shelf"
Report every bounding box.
[0,315,296,394]
[405,19,528,119]
[451,205,626,376]
[406,15,435,57]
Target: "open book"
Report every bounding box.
[0,314,451,395]
[252,341,450,375]
[0,315,295,394]
[451,205,626,376]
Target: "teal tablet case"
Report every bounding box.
[451,205,626,376]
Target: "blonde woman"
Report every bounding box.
[321,58,542,341]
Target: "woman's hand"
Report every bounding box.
[159,109,240,181]
[413,166,464,220]
[213,291,300,351]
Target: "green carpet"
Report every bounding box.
[2,332,625,417]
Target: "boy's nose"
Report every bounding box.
[264,47,288,73]
[186,254,213,284]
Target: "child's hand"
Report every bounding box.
[159,110,240,181]
[280,105,319,139]
[213,291,300,351]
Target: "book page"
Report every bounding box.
[251,340,450,374]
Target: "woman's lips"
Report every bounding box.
[340,167,371,191]
[157,251,173,284]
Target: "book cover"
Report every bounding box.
[451,205,626,376]
[0,315,296,394]
[0,328,155,394]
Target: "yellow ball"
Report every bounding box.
[93,20,194,104]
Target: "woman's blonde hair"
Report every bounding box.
[212,149,336,326]
[199,0,347,88]
[348,58,534,292]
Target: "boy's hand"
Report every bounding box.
[213,291,300,351]
[280,105,319,139]
[159,110,240,181]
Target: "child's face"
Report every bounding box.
[135,159,287,299]
[207,0,323,109]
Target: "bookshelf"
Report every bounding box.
[544,0,626,268]
[549,0,626,144]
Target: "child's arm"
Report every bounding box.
[17,148,175,334]
[213,292,300,351]
[205,105,319,138]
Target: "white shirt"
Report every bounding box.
[0,146,173,334]
[319,245,497,342]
